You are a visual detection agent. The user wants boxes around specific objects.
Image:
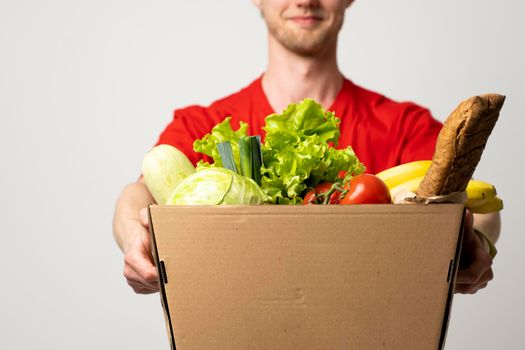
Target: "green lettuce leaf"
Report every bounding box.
[261,99,365,204]
[193,117,248,170]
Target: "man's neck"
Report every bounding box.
[262,35,343,113]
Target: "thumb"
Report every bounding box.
[463,208,474,234]
[139,207,149,227]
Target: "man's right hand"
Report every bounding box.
[122,208,159,294]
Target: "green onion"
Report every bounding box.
[250,136,263,186]
[239,137,252,179]
[217,141,239,174]
[218,137,263,185]
[239,136,263,186]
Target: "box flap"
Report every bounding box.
[149,204,464,350]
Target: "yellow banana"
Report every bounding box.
[389,175,424,200]
[388,175,501,211]
[470,196,504,214]
[375,160,432,189]
[464,179,497,208]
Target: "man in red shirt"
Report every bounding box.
[154,77,442,176]
[113,0,498,295]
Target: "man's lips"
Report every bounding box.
[288,15,323,27]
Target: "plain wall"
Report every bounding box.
[1,0,523,349]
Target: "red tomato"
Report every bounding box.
[303,182,342,205]
[340,174,391,205]
[303,190,318,205]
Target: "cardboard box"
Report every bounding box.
[148,204,465,350]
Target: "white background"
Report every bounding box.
[1,0,524,349]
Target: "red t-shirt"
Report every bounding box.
[156,77,442,174]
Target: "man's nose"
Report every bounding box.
[294,0,321,9]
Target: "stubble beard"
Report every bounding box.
[263,13,343,57]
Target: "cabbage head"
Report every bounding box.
[166,167,270,205]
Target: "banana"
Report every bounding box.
[389,175,424,200]
[464,179,497,208]
[470,196,504,214]
[375,160,432,189]
[388,174,502,211]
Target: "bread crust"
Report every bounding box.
[417,94,505,197]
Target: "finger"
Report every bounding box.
[139,228,152,255]
[478,282,489,290]
[139,207,149,227]
[124,250,159,286]
[455,281,489,295]
[127,280,159,294]
[455,283,478,294]
[463,208,474,234]
[458,223,481,269]
[128,232,157,281]
[134,219,154,260]
[455,268,493,294]
[124,264,159,291]
[454,284,472,294]
[127,274,159,293]
[456,237,492,283]
[128,260,159,287]
[124,264,159,290]
[478,267,494,285]
[456,246,492,284]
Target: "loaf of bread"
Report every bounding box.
[417,94,505,197]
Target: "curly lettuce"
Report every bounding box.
[261,99,365,204]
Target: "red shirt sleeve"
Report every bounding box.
[398,105,442,164]
[155,106,215,166]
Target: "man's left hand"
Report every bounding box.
[455,209,494,294]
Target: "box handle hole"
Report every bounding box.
[160,260,168,284]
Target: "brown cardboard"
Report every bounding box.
[148,204,465,350]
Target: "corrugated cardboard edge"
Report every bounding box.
[438,207,466,349]
[148,204,177,350]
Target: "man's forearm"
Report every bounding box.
[113,180,155,252]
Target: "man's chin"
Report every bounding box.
[281,36,332,57]
[287,44,325,57]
